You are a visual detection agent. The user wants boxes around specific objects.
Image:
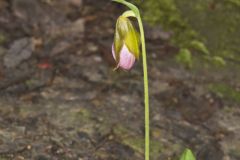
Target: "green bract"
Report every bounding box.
[180,149,196,160]
[114,16,140,63]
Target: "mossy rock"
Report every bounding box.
[113,125,162,159]
[123,137,162,159]
[139,0,240,63]
[209,83,240,103]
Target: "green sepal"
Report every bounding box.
[122,10,137,18]
[124,25,140,59]
[114,16,128,63]
[114,30,123,63]
[180,149,196,160]
[114,16,140,60]
[112,0,140,17]
[116,16,131,39]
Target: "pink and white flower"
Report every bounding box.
[112,44,135,70]
[112,16,140,70]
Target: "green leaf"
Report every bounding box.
[212,56,226,66]
[176,48,192,68]
[112,0,140,16]
[180,149,196,160]
[190,40,210,55]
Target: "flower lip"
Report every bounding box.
[112,44,135,70]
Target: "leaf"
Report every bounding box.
[112,0,140,16]
[176,48,192,68]
[212,56,226,66]
[190,40,209,55]
[180,148,196,160]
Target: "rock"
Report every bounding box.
[3,38,34,68]
[67,18,85,35]
[12,0,43,21]
[69,0,83,7]
[197,141,224,160]
[34,155,51,160]
[50,41,71,56]
[0,0,8,10]
[49,18,85,39]
[145,25,172,40]
[0,47,6,57]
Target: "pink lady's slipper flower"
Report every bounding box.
[112,16,140,70]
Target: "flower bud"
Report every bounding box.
[112,16,140,70]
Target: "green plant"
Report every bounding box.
[111,1,196,160]
[180,148,196,160]
[112,0,150,159]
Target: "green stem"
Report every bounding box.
[137,16,150,160]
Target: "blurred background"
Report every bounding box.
[0,0,239,159]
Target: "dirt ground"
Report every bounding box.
[0,0,240,160]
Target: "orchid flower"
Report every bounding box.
[112,15,140,70]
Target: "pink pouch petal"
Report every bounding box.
[118,44,135,70]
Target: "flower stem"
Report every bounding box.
[137,16,150,160]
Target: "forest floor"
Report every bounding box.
[0,0,240,160]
